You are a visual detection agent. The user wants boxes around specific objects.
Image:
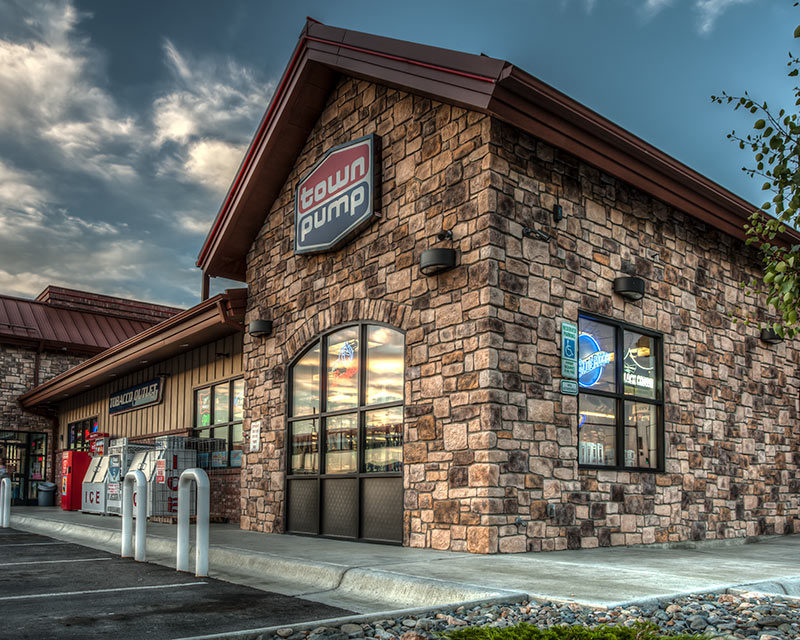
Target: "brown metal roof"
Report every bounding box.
[35,286,183,324]
[196,20,800,281]
[19,289,247,411]
[0,294,156,355]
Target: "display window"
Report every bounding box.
[67,417,99,451]
[287,323,405,476]
[578,314,663,471]
[193,378,244,468]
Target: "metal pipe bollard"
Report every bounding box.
[0,477,10,528]
[121,470,147,561]
[176,468,210,577]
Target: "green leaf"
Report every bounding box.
[754,119,767,129]
[794,24,800,37]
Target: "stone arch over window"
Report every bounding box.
[283,299,410,365]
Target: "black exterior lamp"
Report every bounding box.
[760,327,784,345]
[420,230,457,275]
[248,319,274,338]
[613,276,645,301]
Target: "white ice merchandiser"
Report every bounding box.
[81,455,109,514]
[106,438,155,516]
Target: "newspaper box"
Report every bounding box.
[81,455,109,514]
[107,438,154,516]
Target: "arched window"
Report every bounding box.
[286,323,404,541]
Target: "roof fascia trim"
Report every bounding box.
[19,292,244,408]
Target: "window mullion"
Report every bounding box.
[616,324,624,469]
[321,336,327,476]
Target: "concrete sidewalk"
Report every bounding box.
[11,507,800,613]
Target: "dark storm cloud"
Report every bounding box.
[0,0,790,306]
[0,0,272,305]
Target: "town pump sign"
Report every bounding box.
[294,135,378,254]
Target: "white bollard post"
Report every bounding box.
[121,470,147,561]
[176,468,210,577]
[0,477,11,528]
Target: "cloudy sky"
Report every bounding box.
[0,0,793,307]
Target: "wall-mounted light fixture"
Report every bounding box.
[760,327,784,345]
[553,204,563,223]
[613,276,645,301]
[420,230,457,275]
[420,248,457,275]
[248,319,274,338]
[522,227,551,242]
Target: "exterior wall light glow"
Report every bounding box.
[760,327,783,345]
[613,276,645,301]
[249,319,273,338]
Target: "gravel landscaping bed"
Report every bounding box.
[267,591,800,640]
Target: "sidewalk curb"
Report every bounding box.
[9,513,523,611]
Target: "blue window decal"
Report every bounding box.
[578,333,614,388]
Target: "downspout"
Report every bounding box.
[202,272,210,302]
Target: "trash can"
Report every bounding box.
[37,482,56,507]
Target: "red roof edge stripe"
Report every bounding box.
[196,29,496,269]
[304,36,496,84]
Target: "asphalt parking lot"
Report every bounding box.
[0,528,353,640]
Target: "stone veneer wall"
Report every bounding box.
[242,76,497,543]
[1,344,85,482]
[241,75,800,552]
[483,118,800,552]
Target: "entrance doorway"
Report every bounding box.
[286,323,404,543]
[0,431,48,505]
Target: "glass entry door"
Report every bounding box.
[0,431,48,505]
[286,324,404,543]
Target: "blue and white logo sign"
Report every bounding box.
[578,333,614,387]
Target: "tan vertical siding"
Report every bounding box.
[57,333,244,445]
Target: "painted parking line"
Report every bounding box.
[0,582,208,602]
[0,542,73,547]
[0,557,112,567]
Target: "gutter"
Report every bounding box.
[216,298,245,332]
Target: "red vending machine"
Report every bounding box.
[61,451,91,510]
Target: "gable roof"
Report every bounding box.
[197,20,794,281]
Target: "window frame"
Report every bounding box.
[286,321,405,480]
[191,376,245,469]
[577,311,665,473]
